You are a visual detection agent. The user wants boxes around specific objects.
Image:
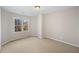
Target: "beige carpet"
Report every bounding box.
[1,37,79,53]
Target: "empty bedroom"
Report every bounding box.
[0,6,79,53]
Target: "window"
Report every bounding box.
[15,18,28,32]
[23,20,28,31]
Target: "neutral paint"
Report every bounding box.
[43,7,79,47]
[37,14,43,38]
[30,16,38,36]
[1,9,38,45]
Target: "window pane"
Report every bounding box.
[15,18,22,32]
[15,19,21,25]
[15,25,21,32]
[23,25,28,31]
[23,20,28,31]
[23,20,27,25]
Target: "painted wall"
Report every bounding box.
[30,16,38,37]
[37,14,43,38]
[43,7,79,47]
[1,9,38,45]
[0,8,1,50]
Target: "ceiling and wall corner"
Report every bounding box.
[0,6,74,16]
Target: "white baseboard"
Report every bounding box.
[1,39,11,46]
[44,36,79,48]
[1,36,38,46]
[2,36,79,48]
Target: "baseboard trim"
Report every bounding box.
[1,36,38,46]
[2,36,79,48]
[43,37,79,48]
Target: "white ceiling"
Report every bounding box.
[1,6,73,16]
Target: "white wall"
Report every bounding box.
[1,9,38,45]
[0,8,1,50]
[37,14,43,39]
[30,16,38,36]
[43,7,79,47]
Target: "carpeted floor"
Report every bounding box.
[1,37,79,53]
